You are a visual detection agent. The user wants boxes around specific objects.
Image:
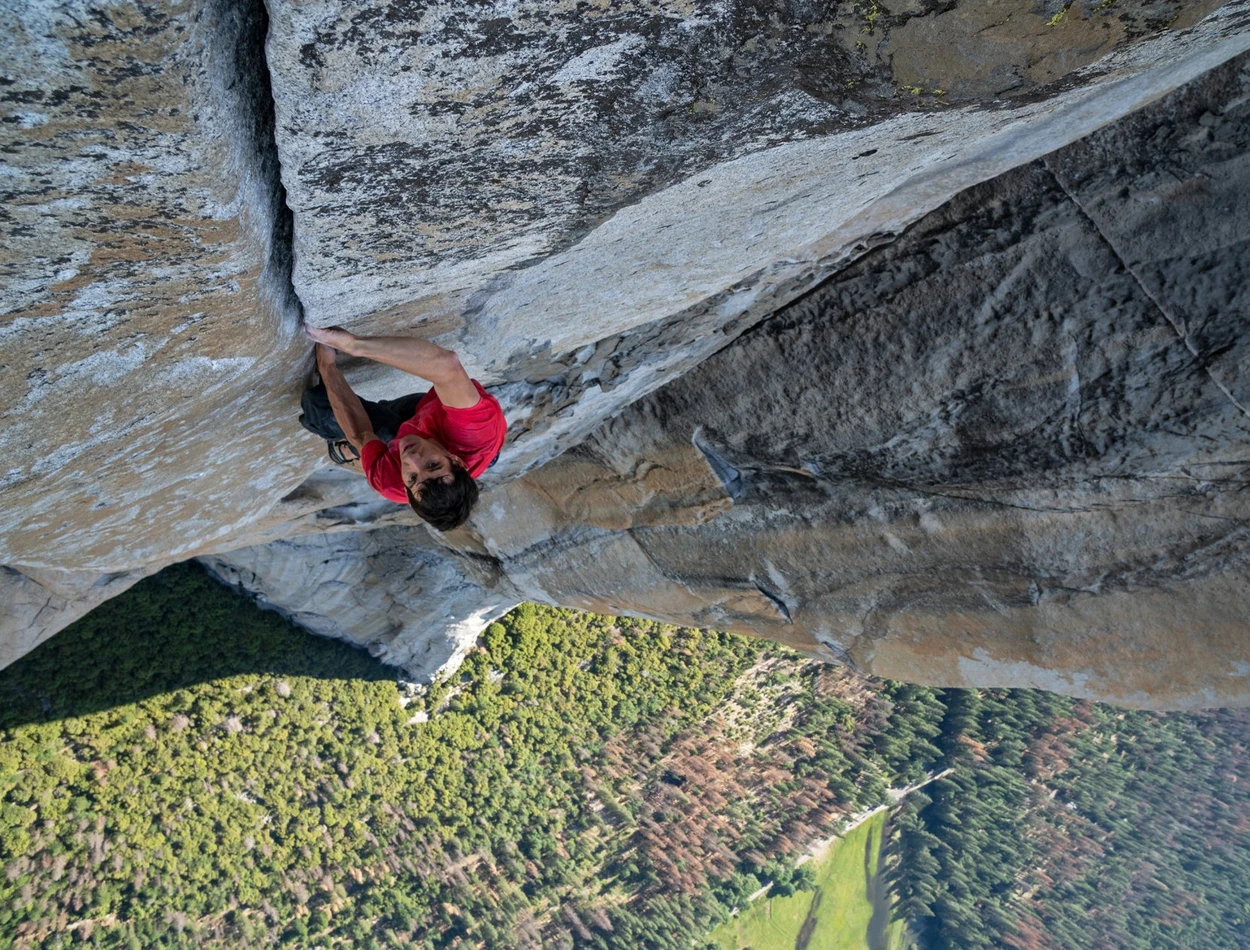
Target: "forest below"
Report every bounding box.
[1,564,1248,949]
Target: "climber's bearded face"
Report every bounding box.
[398,434,464,499]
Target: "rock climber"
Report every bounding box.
[298,325,506,532]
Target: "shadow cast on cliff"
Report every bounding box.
[0,562,396,731]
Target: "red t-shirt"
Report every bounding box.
[360,381,506,504]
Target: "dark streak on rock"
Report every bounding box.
[226,0,302,325]
[753,581,794,624]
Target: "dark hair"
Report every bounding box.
[407,465,479,531]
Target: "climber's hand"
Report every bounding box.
[306,324,358,354]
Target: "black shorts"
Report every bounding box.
[298,384,427,445]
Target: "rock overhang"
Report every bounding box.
[2,0,1250,708]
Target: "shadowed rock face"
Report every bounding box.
[464,52,1250,708]
[210,51,1250,709]
[2,0,1250,707]
[0,566,152,670]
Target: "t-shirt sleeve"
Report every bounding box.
[360,438,408,504]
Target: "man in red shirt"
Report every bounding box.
[300,325,506,531]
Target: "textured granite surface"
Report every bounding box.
[3,1,1249,707]
[215,52,1250,707]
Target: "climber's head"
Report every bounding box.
[398,433,478,530]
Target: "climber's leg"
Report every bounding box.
[297,388,359,472]
[298,383,346,441]
[299,384,423,441]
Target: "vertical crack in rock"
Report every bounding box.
[224,0,303,333]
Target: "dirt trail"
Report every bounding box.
[796,768,954,869]
[745,768,955,904]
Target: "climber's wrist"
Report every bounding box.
[314,343,338,372]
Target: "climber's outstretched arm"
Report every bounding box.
[306,325,480,409]
[314,343,378,453]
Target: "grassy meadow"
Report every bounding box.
[709,810,909,950]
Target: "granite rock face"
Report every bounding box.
[272,0,1250,482]
[270,0,1230,330]
[0,0,311,571]
[216,50,1250,708]
[488,52,1250,708]
[200,529,516,674]
[0,566,151,670]
[3,0,1250,707]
